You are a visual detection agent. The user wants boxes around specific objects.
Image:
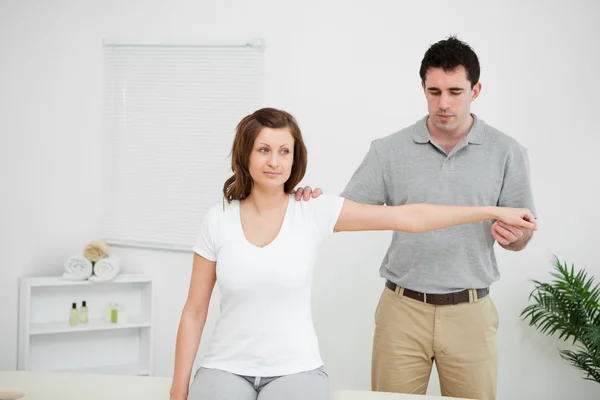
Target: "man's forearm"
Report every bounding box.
[500,230,533,251]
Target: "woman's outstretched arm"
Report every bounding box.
[334,200,537,233]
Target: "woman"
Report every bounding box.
[170,108,537,400]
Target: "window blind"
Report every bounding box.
[102,39,264,251]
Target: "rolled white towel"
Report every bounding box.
[90,256,120,282]
[62,255,93,281]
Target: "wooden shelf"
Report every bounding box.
[30,317,151,335]
[25,274,152,287]
[19,274,154,376]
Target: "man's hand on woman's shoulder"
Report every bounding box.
[293,186,323,201]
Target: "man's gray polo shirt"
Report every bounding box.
[340,114,537,293]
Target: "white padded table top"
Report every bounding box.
[0,371,471,400]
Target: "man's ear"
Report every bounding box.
[472,82,482,101]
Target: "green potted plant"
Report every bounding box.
[521,256,600,383]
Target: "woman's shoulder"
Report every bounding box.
[202,199,238,222]
[291,194,345,215]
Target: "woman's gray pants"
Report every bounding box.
[187,366,330,400]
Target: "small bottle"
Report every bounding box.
[80,301,89,324]
[69,303,79,326]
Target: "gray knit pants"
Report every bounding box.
[187,366,330,400]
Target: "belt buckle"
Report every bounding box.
[423,293,427,304]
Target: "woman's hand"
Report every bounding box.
[494,207,537,231]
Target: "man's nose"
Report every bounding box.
[438,93,450,110]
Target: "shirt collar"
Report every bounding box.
[413,114,486,145]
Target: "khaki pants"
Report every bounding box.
[372,285,498,400]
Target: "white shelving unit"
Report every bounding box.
[18,274,154,376]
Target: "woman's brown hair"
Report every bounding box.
[223,108,308,202]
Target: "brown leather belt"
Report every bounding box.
[385,280,489,305]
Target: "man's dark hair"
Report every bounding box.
[419,36,480,88]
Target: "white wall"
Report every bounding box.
[2,0,599,398]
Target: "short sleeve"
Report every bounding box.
[340,142,388,205]
[497,144,538,218]
[193,204,221,261]
[307,195,345,237]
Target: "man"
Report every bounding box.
[296,36,536,400]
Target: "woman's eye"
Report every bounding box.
[259,148,269,153]
[280,149,290,155]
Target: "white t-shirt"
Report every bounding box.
[193,194,345,377]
